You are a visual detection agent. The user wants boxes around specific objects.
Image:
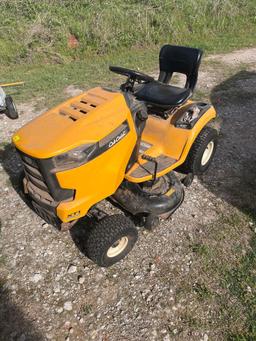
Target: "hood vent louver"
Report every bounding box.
[58,89,112,122]
[59,111,78,121]
[58,99,99,122]
[70,99,98,116]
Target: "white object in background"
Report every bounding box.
[0,87,6,108]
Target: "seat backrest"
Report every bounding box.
[158,45,203,92]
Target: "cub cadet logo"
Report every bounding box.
[108,129,127,148]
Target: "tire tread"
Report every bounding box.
[178,126,218,174]
[86,214,137,267]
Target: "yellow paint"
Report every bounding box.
[0,81,24,87]
[13,87,217,223]
[12,135,20,142]
[165,187,176,197]
[13,87,133,158]
[13,87,137,222]
[125,104,217,183]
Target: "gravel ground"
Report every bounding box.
[0,48,256,341]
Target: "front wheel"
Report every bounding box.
[178,126,218,175]
[86,214,138,267]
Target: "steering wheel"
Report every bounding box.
[109,66,154,84]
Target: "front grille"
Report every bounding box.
[19,152,57,206]
[17,150,74,206]
[16,150,74,227]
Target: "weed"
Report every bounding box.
[0,255,6,266]
[244,209,256,226]
[193,282,212,301]
[223,233,256,339]
[218,212,243,228]
[180,313,199,329]
[190,243,209,256]
[82,304,93,315]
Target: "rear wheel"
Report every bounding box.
[178,126,218,174]
[86,214,138,267]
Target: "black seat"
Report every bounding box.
[135,45,203,108]
[135,81,191,107]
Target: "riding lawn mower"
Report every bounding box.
[12,45,219,267]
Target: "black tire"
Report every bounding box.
[178,126,218,175]
[86,214,138,267]
[5,95,18,119]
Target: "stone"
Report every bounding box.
[78,275,85,284]
[64,301,73,311]
[54,283,61,293]
[30,273,42,283]
[203,334,209,341]
[67,264,77,274]
[64,321,71,329]
[163,335,171,341]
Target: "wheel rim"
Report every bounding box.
[201,141,214,166]
[107,237,129,258]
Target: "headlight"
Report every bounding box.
[53,143,97,170]
[53,120,130,171]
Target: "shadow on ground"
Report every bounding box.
[0,144,106,259]
[199,70,256,214]
[0,279,44,340]
[0,150,43,340]
[0,144,33,211]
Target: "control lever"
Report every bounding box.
[141,154,158,183]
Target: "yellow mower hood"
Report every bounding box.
[13,88,129,158]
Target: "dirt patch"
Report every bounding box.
[207,47,256,66]
[64,85,83,97]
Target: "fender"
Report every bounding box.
[174,105,217,168]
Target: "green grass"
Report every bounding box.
[160,210,256,339]
[0,0,255,65]
[0,48,158,107]
[223,211,256,340]
[0,0,255,106]
[224,241,256,339]
[189,211,256,339]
